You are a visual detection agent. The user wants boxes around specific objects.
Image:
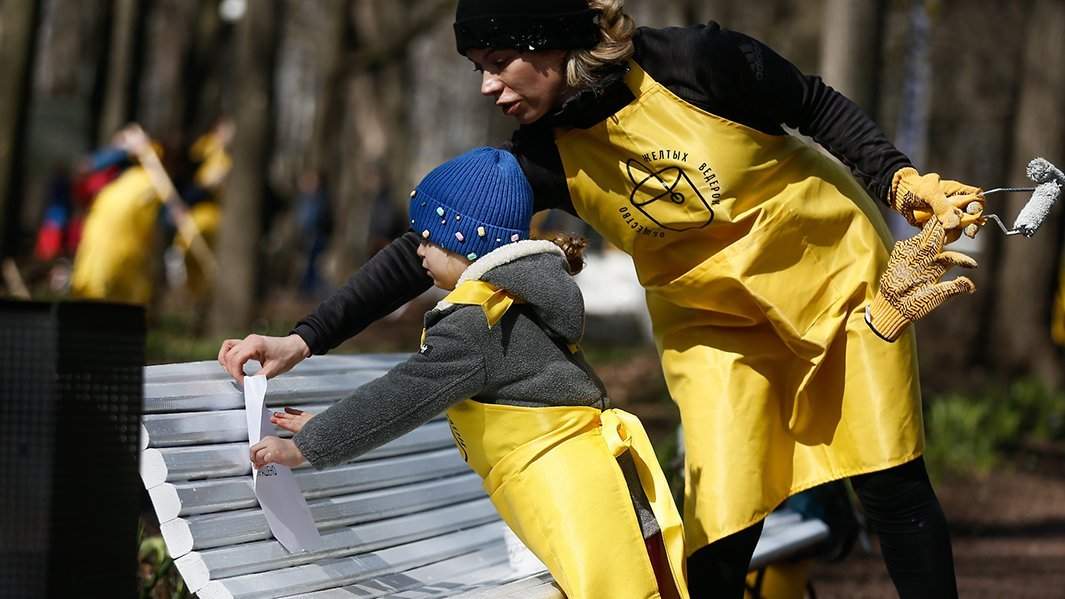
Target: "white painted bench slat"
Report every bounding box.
[149,448,468,520]
[449,573,562,599]
[140,420,454,486]
[175,498,499,591]
[144,371,390,413]
[144,355,405,383]
[159,472,485,556]
[196,523,504,599]
[287,545,519,599]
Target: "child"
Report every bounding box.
[250,147,688,599]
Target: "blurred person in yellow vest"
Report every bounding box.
[70,143,165,305]
[71,121,230,306]
[172,120,232,299]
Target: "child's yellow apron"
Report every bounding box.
[553,62,924,550]
[440,280,688,599]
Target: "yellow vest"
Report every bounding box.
[553,62,923,549]
[442,280,688,599]
[71,167,161,305]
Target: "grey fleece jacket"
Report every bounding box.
[292,240,659,537]
[293,240,605,466]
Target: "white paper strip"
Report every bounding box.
[244,375,323,553]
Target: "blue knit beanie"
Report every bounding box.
[409,147,533,261]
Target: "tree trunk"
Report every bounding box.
[819,0,885,117]
[900,0,1029,392]
[182,0,226,135]
[990,0,1065,389]
[0,0,42,259]
[327,0,454,280]
[210,0,279,334]
[137,0,200,144]
[306,0,349,175]
[97,0,140,143]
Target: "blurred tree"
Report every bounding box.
[819,0,885,117]
[0,0,42,260]
[182,0,228,136]
[327,0,455,279]
[98,0,142,144]
[990,0,1065,389]
[306,0,348,176]
[910,0,1030,390]
[210,0,280,334]
[137,0,201,143]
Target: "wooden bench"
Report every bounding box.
[140,356,829,598]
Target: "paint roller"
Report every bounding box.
[968,157,1063,238]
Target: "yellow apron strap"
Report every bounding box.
[601,409,689,596]
[623,60,658,97]
[443,280,521,328]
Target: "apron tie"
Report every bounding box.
[601,409,688,593]
[444,280,521,327]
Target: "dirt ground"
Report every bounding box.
[809,444,1065,598]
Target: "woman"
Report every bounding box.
[221,2,981,596]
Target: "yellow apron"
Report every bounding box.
[553,62,923,550]
[71,167,161,305]
[442,280,689,599]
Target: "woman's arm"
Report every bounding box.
[291,231,432,355]
[725,28,912,205]
[292,314,487,468]
[222,232,431,383]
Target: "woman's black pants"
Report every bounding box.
[685,456,958,598]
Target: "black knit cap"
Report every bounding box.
[454,0,600,55]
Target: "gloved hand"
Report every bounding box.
[891,167,985,236]
[866,217,978,342]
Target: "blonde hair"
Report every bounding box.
[564,0,636,90]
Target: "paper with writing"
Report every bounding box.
[244,375,323,552]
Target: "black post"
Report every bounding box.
[0,300,145,598]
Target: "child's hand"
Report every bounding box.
[271,406,314,433]
[250,436,305,469]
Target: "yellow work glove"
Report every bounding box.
[866,218,978,342]
[891,167,985,236]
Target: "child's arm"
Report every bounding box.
[290,315,487,469]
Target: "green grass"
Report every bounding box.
[923,379,1065,479]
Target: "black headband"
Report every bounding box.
[454,0,600,55]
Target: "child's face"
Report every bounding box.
[417,241,471,290]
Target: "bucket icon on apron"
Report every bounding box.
[627,158,714,231]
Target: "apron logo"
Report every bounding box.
[626,159,715,231]
[448,417,469,462]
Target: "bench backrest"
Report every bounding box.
[140,356,558,599]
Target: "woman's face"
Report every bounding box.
[416,241,471,290]
[466,48,568,125]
